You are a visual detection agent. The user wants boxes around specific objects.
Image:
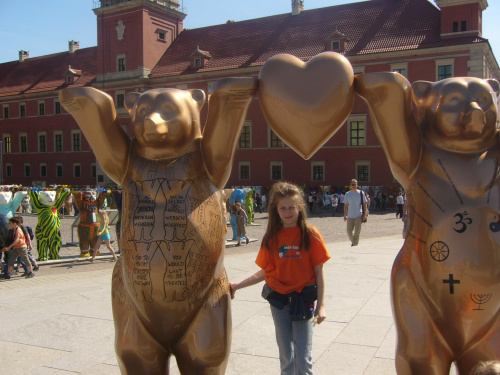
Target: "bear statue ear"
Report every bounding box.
[487,79,500,97]
[188,89,206,111]
[124,92,141,116]
[412,81,433,105]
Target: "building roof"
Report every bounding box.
[0,0,490,95]
[0,47,97,98]
[151,0,488,78]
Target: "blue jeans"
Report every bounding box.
[270,304,314,375]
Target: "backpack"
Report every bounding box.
[26,226,35,240]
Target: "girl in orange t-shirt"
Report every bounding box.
[230,182,330,375]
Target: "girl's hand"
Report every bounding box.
[314,306,326,325]
[229,283,237,299]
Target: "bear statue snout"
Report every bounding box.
[464,102,486,135]
[144,114,168,136]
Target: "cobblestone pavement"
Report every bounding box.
[15,207,403,276]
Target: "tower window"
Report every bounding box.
[453,21,458,33]
[461,21,467,32]
[331,41,340,51]
[117,54,126,72]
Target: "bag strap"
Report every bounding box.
[360,191,365,216]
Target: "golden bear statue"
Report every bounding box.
[355,73,500,375]
[60,78,256,374]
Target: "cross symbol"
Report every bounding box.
[443,274,460,294]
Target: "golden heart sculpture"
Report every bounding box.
[258,52,354,159]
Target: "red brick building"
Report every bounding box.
[0,0,498,189]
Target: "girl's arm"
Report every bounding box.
[314,263,326,324]
[229,269,265,299]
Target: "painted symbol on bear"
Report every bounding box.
[430,241,450,261]
[471,293,492,310]
[490,214,500,233]
[453,211,472,233]
[443,274,460,294]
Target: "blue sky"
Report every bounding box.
[0,0,499,66]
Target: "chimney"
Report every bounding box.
[69,40,80,54]
[292,0,304,16]
[18,50,29,62]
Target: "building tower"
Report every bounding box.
[93,0,186,83]
[435,0,488,38]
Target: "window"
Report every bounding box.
[20,133,27,153]
[91,163,97,178]
[311,161,325,181]
[73,163,81,178]
[97,174,104,183]
[331,41,340,51]
[461,21,467,32]
[19,103,26,118]
[271,162,283,181]
[453,21,459,33]
[3,105,9,119]
[72,131,81,152]
[40,163,47,177]
[239,162,250,180]
[3,135,11,153]
[38,101,45,116]
[54,101,61,114]
[239,123,252,149]
[6,164,12,177]
[56,163,63,178]
[438,65,452,80]
[67,76,73,84]
[436,59,454,81]
[117,54,126,72]
[24,163,31,177]
[38,133,47,152]
[393,68,407,77]
[356,161,370,182]
[194,58,202,68]
[157,29,166,41]
[116,92,125,108]
[54,132,63,152]
[349,120,366,146]
[270,129,284,148]
[391,63,408,78]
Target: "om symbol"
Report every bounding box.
[490,214,500,233]
[453,212,472,233]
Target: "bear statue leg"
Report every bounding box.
[112,260,171,374]
[455,324,500,375]
[392,258,453,375]
[173,284,231,375]
[48,237,62,260]
[37,239,48,261]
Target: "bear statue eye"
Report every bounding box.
[161,103,177,118]
[138,105,149,117]
[477,94,490,107]
[444,94,463,106]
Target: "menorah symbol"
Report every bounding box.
[471,293,492,310]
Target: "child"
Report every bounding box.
[90,211,118,262]
[472,361,500,375]
[1,217,34,279]
[17,216,39,272]
[230,181,330,374]
[233,201,249,246]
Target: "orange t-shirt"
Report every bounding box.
[13,227,27,249]
[255,225,330,294]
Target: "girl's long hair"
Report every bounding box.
[262,182,310,251]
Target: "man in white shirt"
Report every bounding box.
[344,179,368,246]
[396,192,405,218]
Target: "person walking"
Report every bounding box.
[90,211,118,262]
[230,182,330,375]
[331,194,339,216]
[233,202,250,246]
[339,192,345,214]
[1,217,34,279]
[396,192,405,218]
[344,179,368,246]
